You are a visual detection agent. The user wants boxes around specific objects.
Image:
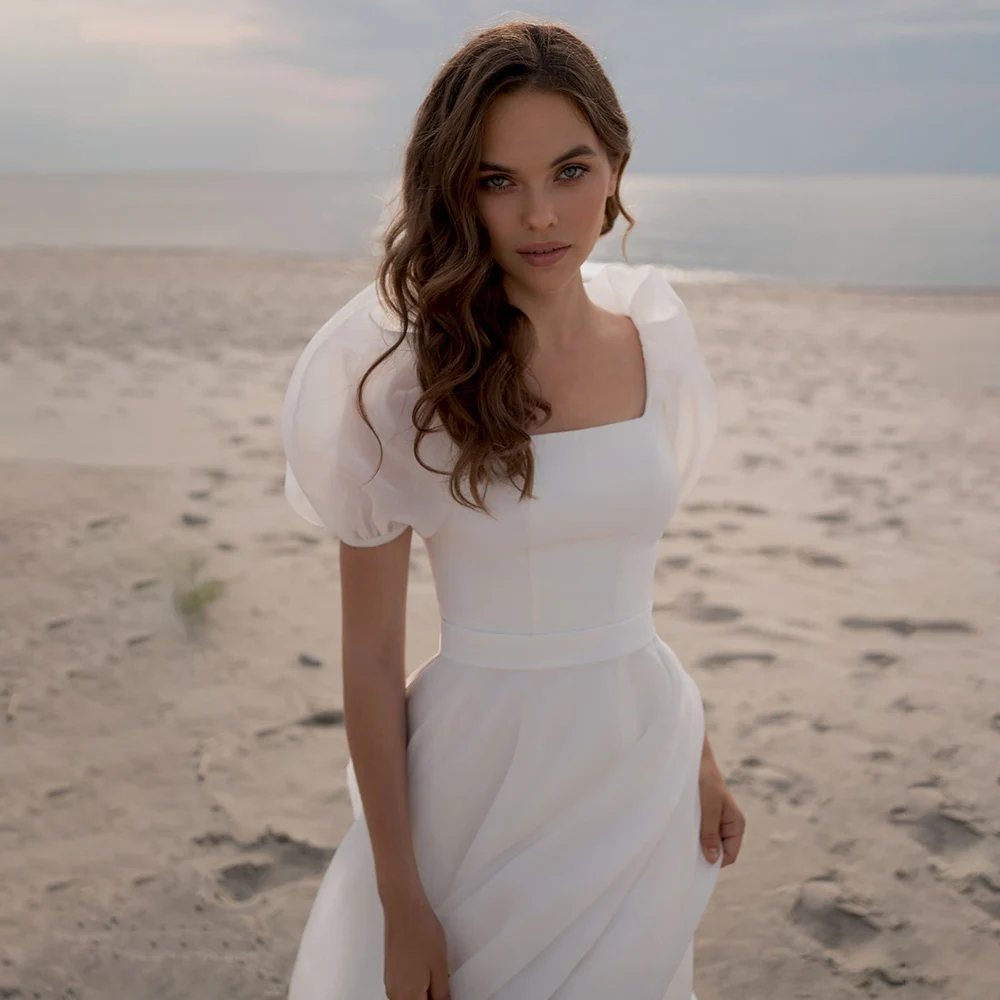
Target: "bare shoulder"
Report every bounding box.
[592,304,639,341]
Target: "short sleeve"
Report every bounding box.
[281,281,451,547]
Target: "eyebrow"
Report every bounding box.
[477,143,598,174]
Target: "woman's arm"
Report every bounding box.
[338,527,424,912]
[340,529,453,997]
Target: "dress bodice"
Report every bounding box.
[281,260,718,640]
[425,391,678,637]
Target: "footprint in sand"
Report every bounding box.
[888,792,1000,921]
[736,709,799,739]
[662,556,692,568]
[861,651,899,668]
[195,466,231,486]
[750,545,847,568]
[685,603,742,623]
[756,544,791,558]
[666,593,744,624]
[730,502,769,517]
[654,556,692,581]
[739,452,785,471]
[726,755,814,809]
[889,693,934,713]
[697,651,777,670]
[253,706,347,739]
[819,441,863,457]
[297,708,345,728]
[664,527,714,540]
[960,872,1000,920]
[796,548,847,568]
[888,799,986,856]
[840,616,975,637]
[86,513,129,531]
[809,508,852,525]
[789,874,884,950]
[193,829,334,904]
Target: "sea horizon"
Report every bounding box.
[1,171,998,292]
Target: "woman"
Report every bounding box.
[281,19,746,1000]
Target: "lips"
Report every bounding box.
[517,241,570,255]
[517,245,571,268]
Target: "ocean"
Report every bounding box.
[1,172,997,291]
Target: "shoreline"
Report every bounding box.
[1,244,998,300]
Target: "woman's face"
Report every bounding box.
[473,88,619,286]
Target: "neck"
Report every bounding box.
[503,270,600,353]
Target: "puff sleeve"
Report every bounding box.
[281,281,451,547]
[662,295,718,504]
[585,261,718,505]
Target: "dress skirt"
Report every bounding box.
[287,609,722,1000]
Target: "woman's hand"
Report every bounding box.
[383,892,452,1000]
[698,742,746,868]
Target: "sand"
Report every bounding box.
[0,247,997,999]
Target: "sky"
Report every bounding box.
[1,0,998,174]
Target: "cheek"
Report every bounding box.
[474,194,512,244]
[568,178,610,225]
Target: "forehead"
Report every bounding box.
[479,89,599,164]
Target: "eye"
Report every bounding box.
[560,164,589,181]
[478,175,511,191]
[477,164,589,193]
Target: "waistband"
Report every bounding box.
[437,606,657,670]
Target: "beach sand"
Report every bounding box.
[1,248,997,998]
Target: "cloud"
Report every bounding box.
[77,3,291,49]
[0,0,996,171]
[1,0,289,47]
[0,0,382,151]
[741,0,1000,39]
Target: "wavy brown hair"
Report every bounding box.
[358,18,635,518]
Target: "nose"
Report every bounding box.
[521,186,557,232]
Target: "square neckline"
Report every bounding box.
[528,315,651,442]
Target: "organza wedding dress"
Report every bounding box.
[281,261,722,999]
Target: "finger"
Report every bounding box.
[719,805,746,867]
[699,796,723,864]
[428,960,451,1000]
[721,830,743,866]
[720,812,744,833]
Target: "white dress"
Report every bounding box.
[281,261,722,1000]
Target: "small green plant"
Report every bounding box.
[171,553,226,630]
